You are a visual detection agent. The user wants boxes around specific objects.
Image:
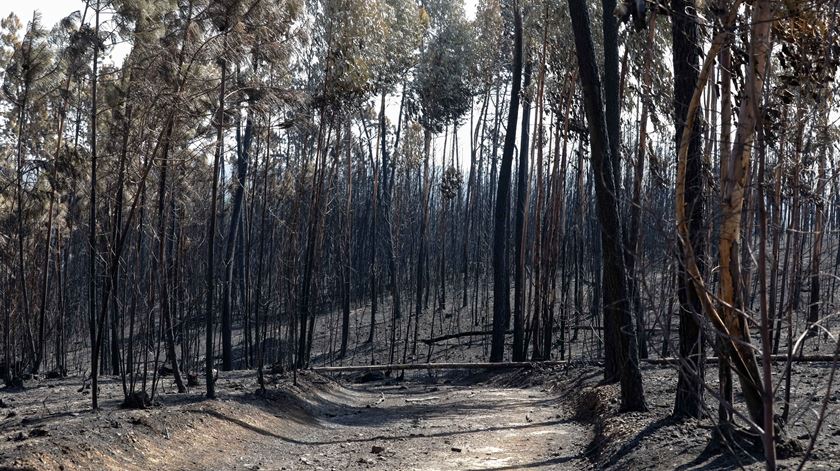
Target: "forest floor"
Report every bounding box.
[5,291,840,469]
[2,362,840,470]
[563,362,840,470]
[0,368,592,470]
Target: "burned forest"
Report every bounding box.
[1,0,840,469]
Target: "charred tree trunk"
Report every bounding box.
[567,0,646,411]
[205,50,227,399]
[221,88,253,371]
[415,129,432,356]
[340,123,353,358]
[89,4,101,408]
[491,0,522,363]
[672,0,706,420]
[513,60,532,362]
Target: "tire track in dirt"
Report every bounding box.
[292,382,593,470]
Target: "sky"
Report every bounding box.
[5,0,69,29]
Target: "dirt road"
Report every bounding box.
[277,380,591,470]
[1,372,592,470]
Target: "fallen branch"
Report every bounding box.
[420,328,672,345]
[405,396,440,403]
[311,355,839,374]
[645,355,838,365]
[311,361,568,373]
[420,330,512,345]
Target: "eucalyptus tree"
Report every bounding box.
[671,0,706,420]
[0,12,56,377]
[511,4,534,362]
[674,0,778,442]
[370,0,424,366]
[600,0,630,381]
[407,0,474,358]
[462,0,502,320]
[490,0,522,362]
[293,0,413,366]
[206,0,301,372]
[86,0,105,408]
[566,0,646,411]
[520,0,563,361]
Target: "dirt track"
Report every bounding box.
[286,379,591,470]
[0,370,592,470]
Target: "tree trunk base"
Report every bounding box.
[712,420,801,460]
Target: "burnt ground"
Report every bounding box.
[3,292,840,470]
[0,369,592,470]
[549,362,840,470]
[1,361,839,470]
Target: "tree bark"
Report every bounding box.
[89,3,101,408]
[717,0,773,429]
[415,129,432,356]
[567,0,646,411]
[513,60,532,362]
[673,0,774,431]
[205,50,227,399]
[491,0,522,363]
[221,83,253,371]
[671,0,706,420]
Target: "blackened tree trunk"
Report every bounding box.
[807,106,828,336]
[380,92,403,367]
[672,0,706,419]
[340,123,353,358]
[205,51,227,399]
[155,124,186,393]
[600,0,623,382]
[254,114,274,389]
[601,0,622,196]
[368,126,380,345]
[513,60,532,362]
[15,58,36,374]
[2,277,11,385]
[490,0,523,363]
[415,129,432,356]
[110,87,131,379]
[297,113,333,368]
[89,3,101,408]
[627,15,657,361]
[567,0,647,411]
[221,97,253,371]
